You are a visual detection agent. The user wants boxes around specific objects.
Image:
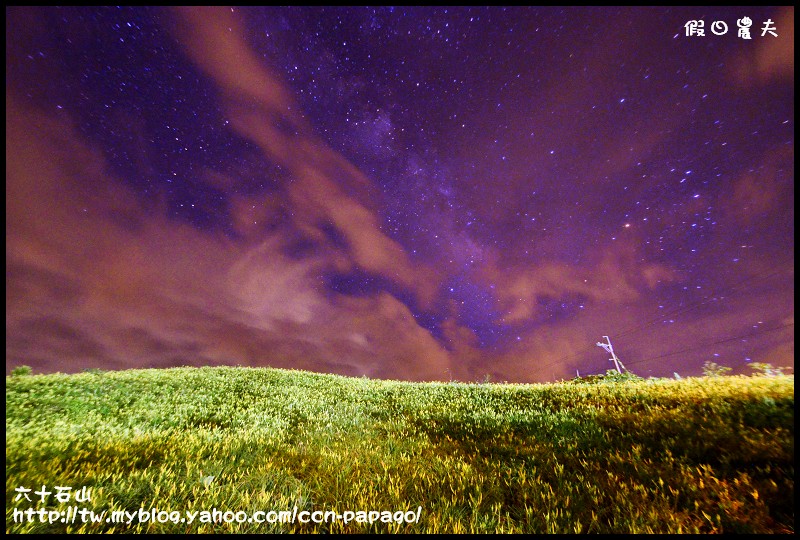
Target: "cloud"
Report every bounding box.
[729,7,794,87]
[476,262,794,382]
[6,7,792,383]
[722,145,794,229]
[5,10,452,380]
[477,240,677,325]
[168,6,439,308]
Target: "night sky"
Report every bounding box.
[6,6,794,382]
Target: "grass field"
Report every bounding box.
[5,366,794,533]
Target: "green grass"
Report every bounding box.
[5,366,794,533]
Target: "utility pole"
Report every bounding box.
[596,336,627,374]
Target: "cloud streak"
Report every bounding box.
[6,8,453,381]
[6,7,793,382]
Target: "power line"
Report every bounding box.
[613,259,794,342]
[547,257,793,369]
[529,286,793,381]
[542,321,793,380]
[621,321,794,369]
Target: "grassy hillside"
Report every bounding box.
[5,366,794,533]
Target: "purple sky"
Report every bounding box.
[6,7,794,382]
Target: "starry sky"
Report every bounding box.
[6,6,794,382]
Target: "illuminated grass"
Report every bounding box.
[5,367,794,533]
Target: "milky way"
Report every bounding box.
[6,6,794,381]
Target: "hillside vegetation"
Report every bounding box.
[5,366,794,533]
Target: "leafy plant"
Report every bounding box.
[599,369,643,383]
[10,365,32,377]
[5,366,794,533]
[748,362,785,377]
[570,369,643,384]
[702,360,732,377]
